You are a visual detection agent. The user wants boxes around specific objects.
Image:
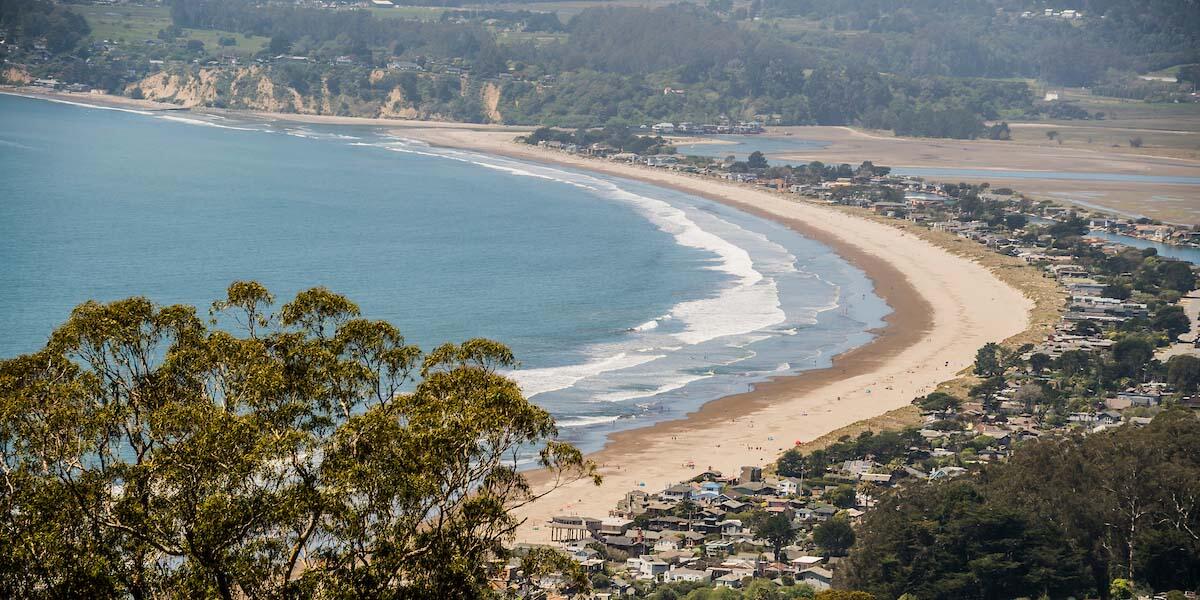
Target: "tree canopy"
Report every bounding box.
[842,410,1200,599]
[0,282,598,598]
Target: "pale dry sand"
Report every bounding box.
[400,128,1034,544]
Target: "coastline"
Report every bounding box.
[4,89,1040,543]
[397,128,1035,543]
[8,86,1195,221]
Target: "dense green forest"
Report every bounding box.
[0,0,90,53]
[841,409,1200,599]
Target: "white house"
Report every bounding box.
[667,567,709,583]
[637,556,669,580]
[773,477,802,496]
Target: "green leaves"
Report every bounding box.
[843,410,1200,599]
[0,282,597,598]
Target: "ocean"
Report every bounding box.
[0,93,888,454]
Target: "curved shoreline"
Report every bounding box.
[412,130,930,439]
[1,89,1034,543]
[401,128,1033,543]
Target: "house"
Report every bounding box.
[798,567,833,590]
[667,567,709,582]
[720,520,743,536]
[604,535,645,556]
[599,517,633,537]
[773,476,802,496]
[840,460,875,477]
[790,556,825,568]
[645,155,678,168]
[715,573,744,588]
[812,504,839,520]
[873,201,908,216]
[738,466,762,484]
[1069,412,1097,424]
[731,481,777,496]
[929,466,967,480]
[662,483,693,501]
[719,499,749,512]
[635,555,669,580]
[694,481,723,501]
[704,540,735,557]
[859,472,896,485]
[1117,391,1163,407]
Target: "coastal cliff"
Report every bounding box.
[125,65,502,123]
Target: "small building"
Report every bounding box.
[798,567,833,590]
[667,567,709,583]
[704,540,735,558]
[547,516,599,542]
[738,466,762,484]
[715,573,744,589]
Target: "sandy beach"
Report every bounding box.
[398,128,1035,544]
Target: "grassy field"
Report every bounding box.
[74,5,268,56]
[1008,92,1200,160]
[75,5,171,43]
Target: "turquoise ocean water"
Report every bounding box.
[0,93,889,455]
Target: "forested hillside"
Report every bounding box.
[3,0,1197,136]
[756,0,1200,86]
[841,409,1200,599]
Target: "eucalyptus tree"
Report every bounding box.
[0,282,598,599]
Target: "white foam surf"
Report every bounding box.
[376,138,789,349]
[1,91,155,115]
[557,415,623,428]
[508,352,665,398]
[156,114,262,131]
[594,374,710,403]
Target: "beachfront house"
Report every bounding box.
[661,483,694,501]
